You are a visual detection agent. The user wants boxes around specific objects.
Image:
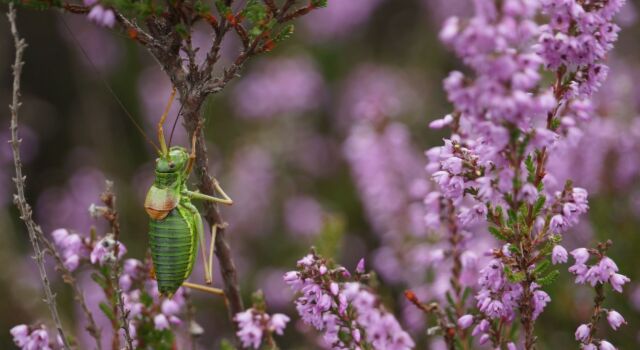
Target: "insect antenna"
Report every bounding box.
[167,102,185,148]
[59,16,162,154]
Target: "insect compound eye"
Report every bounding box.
[169,162,176,169]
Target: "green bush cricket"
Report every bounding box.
[144,89,233,297]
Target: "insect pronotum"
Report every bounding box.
[144,89,233,297]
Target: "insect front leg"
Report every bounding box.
[157,88,176,156]
[184,125,198,175]
[182,179,233,205]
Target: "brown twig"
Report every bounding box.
[100,181,134,350]
[404,291,456,350]
[444,199,470,350]
[181,103,245,322]
[7,4,71,349]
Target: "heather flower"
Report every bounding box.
[302,0,383,41]
[269,314,290,335]
[426,0,627,345]
[344,120,428,284]
[599,340,616,350]
[575,324,590,342]
[356,258,365,274]
[235,310,264,349]
[86,5,116,28]
[10,325,52,350]
[153,314,170,330]
[457,314,474,329]
[284,196,324,237]
[606,310,626,330]
[552,245,568,264]
[226,146,276,235]
[532,288,551,320]
[339,65,417,125]
[285,252,414,349]
[609,273,630,293]
[10,325,29,347]
[90,235,127,266]
[50,228,90,272]
[232,57,324,119]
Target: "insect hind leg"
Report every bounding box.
[182,282,225,297]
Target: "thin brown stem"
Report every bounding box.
[100,182,134,350]
[404,291,456,350]
[585,283,605,344]
[445,200,470,350]
[7,4,71,349]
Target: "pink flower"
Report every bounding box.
[571,248,590,264]
[51,228,69,245]
[153,314,170,330]
[356,258,365,274]
[63,254,80,271]
[161,299,180,316]
[552,245,568,264]
[599,340,616,350]
[87,5,116,28]
[10,324,29,347]
[575,324,590,342]
[457,314,474,329]
[268,314,290,335]
[606,310,626,330]
[609,273,630,293]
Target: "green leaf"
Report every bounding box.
[537,270,559,286]
[504,266,526,283]
[244,0,267,23]
[194,0,210,13]
[445,291,456,308]
[311,0,328,7]
[539,239,555,256]
[215,0,231,15]
[534,259,551,275]
[462,287,472,303]
[91,272,107,289]
[488,226,507,241]
[509,322,520,341]
[532,195,546,217]
[507,209,517,226]
[525,155,535,183]
[140,292,154,308]
[220,339,237,350]
[99,302,115,321]
[274,24,295,43]
[174,23,189,39]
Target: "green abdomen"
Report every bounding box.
[149,207,196,295]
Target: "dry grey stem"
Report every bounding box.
[7,4,71,349]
